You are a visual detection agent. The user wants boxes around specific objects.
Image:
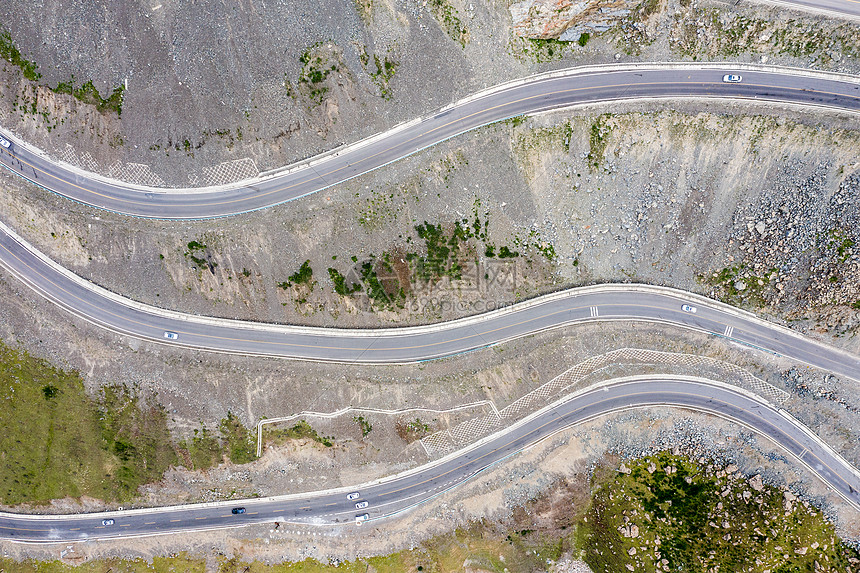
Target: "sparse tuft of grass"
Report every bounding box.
[587,114,613,169]
[427,0,468,47]
[354,415,372,437]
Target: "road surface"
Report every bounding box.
[1,220,858,381]
[1,376,857,543]
[0,65,858,219]
[0,219,860,380]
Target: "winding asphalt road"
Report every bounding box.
[1,65,859,218]
[1,219,859,380]
[1,61,860,542]
[1,376,858,543]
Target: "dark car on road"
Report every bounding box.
[232,507,246,514]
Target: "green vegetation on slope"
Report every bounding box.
[1,29,125,116]
[55,77,125,117]
[576,452,860,572]
[0,340,269,505]
[176,414,259,470]
[99,386,178,500]
[0,342,175,504]
[297,44,339,105]
[218,412,258,465]
[177,427,222,471]
[426,0,468,47]
[0,29,41,81]
[330,197,554,310]
[264,420,333,448]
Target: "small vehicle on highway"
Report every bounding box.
[355,513,369,524]
[163,331,179,340]
[346,492,360,501]
[355,500,369,509]
[231,507,246,514]
[101,519,115,526]
[722,74,742,83]
[0,136,10,149]
[681,304,697,313]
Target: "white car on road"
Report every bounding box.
[355,513,369,524]
[346,492,360,501]
[355,501,369,509]
[681,304,697,313]
[0,136,11,149]
[722,74,742,83]
[163,331,179,340]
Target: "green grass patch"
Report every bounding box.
[700,264,775,307]
[177,427,222,471]
[0,342,175,504]
[282,260,314,289]
[334,197,554,309]
[297,44,338,105]
[0,553,206,573]
[328,267,361,296]
[265,420,333,448]
[360,257,406,309]
[218,412,257,465]
[587,114,612,169]
[99,386,177,500]
[0,29,41,81]
[55,78,124,116]
[825,228,856,263]
[516,38,567,63]
[369,53,398,100]
[355,0,374,23]
[183,240,216,273]
[396,418,433,443]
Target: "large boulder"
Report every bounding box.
[510,0,635,40]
